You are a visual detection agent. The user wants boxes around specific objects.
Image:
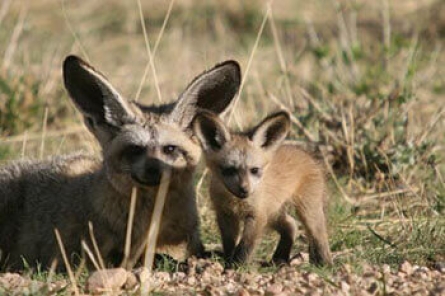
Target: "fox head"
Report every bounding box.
[193,111,290,199]
[63,55,241,193]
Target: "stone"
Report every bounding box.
[0,273,27,290]
[236,288,251,296]
[399,261,413,274]
[124,272,139,289]
[432,262,445,273]
[86,268,129,293]
[265,283,283,295]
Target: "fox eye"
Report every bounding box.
[162,145,178,155]
[250,167,261,176]
[123,144,146,160]
[221,166,238,176]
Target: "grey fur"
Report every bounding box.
[0,55,241,271]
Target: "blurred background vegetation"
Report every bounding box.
[0,0,444,269]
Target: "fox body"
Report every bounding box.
[193,111,332,266]
[0,56,241,270]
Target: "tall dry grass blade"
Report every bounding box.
[252,71,273,119]
[417,44,442,86]
[134,64,150,102]
[0,0,12,27]
[61,0,90,62]
[297,86,335,124]
[320,150,355,205]
[152,0,175,55]
[136,0,162,103]
[305,17,334,88]
[122,187,138,269]
[400,33,419,88]
[358,188,419,204]
[381,0,391,71]
[304,17,321,47]
[55,135,67,155]
[226,0,274,128]
[348,105,356,181]
[332,0,360,82]
[81,241,101,271]
[349,8,357,46]
[269,8,295,109]
[3,6,26,69]
[375,147,400,219]
[54,228,80,296]
[196,168,209,204]
[340,106,355,186]
[135,0,175,102]
[88,222,105,270]
[74,259,86,283]
[20,131,28,159]
[269,94,317,142]
[46,259,58,287]
[39,108,49,160]
[81,242,114,294]
[141,169,172,295]
[269,9,286,73]
[3,126,84,144]
[416,107,445,145]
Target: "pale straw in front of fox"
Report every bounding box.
[193,111,333,267]
[0,55,241,271]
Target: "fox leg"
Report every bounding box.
[231,216,266,264]
[186,228,206,258]
[271,212,297,264]
[294,193,333,266]
[216,211,240,261]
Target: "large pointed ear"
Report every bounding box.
[170,60,241,129]
[192,111,231,151]
[250,112,290,151]
[63,55,135,128]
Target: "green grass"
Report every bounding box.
[329,204,445,268]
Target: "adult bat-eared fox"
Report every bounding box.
[0,56,241,270]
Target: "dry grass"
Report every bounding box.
[0,0,444,293]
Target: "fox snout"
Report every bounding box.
[228,177,253,199]
[236,185,250,199]
[130,156,170,187]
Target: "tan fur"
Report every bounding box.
[193,111,332,266]
[0,55,241,271]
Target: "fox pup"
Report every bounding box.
[0,55,241,271]
[192,111,333,266]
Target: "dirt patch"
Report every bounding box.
[1,257,444,295]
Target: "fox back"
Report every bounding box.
[193,111,332,266]
[0,56,241,271]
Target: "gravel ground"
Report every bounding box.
[1,256,444,295]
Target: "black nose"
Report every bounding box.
[146,166,160,177]
[136,159,162,186]
[237,186,249,198]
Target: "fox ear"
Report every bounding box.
[250,112,290,151]
[171,60,241,129]
[63,55,135,128]
[192,111,231,151]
